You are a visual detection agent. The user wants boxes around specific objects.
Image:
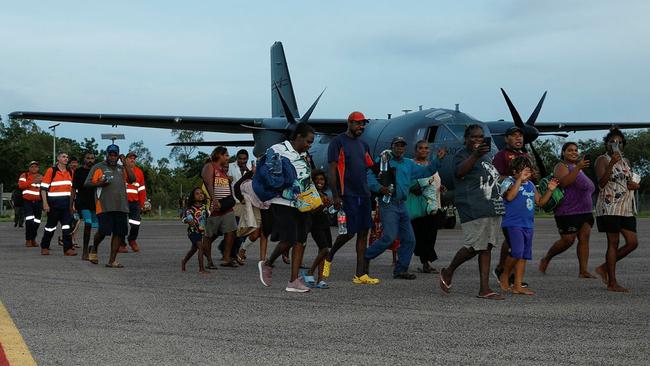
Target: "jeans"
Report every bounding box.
[364,200,416,274]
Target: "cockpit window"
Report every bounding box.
[435,125,460,142]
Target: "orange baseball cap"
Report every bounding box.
[347,111,368,123]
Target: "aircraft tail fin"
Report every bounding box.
[271,42,299,118]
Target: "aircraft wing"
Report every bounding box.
[8,111,260,134]
[167,140,255,147]
[535,121,650,133]
[302,118,348,135]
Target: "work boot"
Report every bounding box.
[129,240,140,252]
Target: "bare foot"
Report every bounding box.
[538,258,549,274]
[512,287,535,295]
[595,266,608,285]
[607,285,629,293]
[579,271,596,279]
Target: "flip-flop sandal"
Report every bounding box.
[316,281,329,289]
[105,262,124,268]
[476,292,505,300]
[512,290,535,296]
[439,270,452,293]
[88,253,98,264]
[206,264,219,270]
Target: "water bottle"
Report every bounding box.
[382,184,394,204]
[327,206,337,214]
[337,210,348,235]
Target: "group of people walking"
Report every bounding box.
[13,114,641,297]
[15,146,147,268]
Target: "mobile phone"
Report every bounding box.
[483,137,492,150]
[583,154,591,162]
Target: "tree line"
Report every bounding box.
[1,117,648,211]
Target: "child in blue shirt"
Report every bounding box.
[500,156,558,295]
[181,187,209,273]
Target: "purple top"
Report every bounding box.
[554,163,595,216]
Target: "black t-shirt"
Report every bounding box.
[73,166,95,211]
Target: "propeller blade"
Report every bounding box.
[526,91,547,126]
[528,143,548,178]
[500,88,524,128]
[299,88,326,124]
[273,81,296,123]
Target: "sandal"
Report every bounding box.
[220,261,238,268]
[105,262,124,268]
[206,263,219,270]
[88,252,98,265]
[476,292,505,300]
[315,280,329,289]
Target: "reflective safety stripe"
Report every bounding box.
[40,183,50,188]
[128,219,141,225]
[19,177,27,182]
[25,216,35,220]
[126,189,138,194]
[30,183,41,188]
[44,227,56,232]
[132,182,140,187]
[23,190,40,196]
[61,225,70,230]
[47,192,71,197]
[137,186,146,191]
[33,219,41,224]
[50,180,72,187]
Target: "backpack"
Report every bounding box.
[538,175,564,213]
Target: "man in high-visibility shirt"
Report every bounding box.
[119,151,146,253]
[18,161,43,247]
[40,152,76,256]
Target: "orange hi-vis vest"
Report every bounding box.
[18,172,42,201]
[125,166,146,206]
[41,166,73,203]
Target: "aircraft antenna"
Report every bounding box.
[455,104,459,112]
[402,109,412,115]
[387,113,392,119]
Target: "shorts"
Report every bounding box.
[554,213,594,235]
[205,212,237,238]
[270,204,311,245]
[97,212,128,237]
[461,216,502,251]
[502,227,533,260]
[342,195,373,235]
[596,215,637,233]
[311,227,332,249]
[188,232,203,248]
[260,208,273,237]
[81,209,98,229]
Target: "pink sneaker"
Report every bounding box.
[285,278,310,293]
[258,261,272,287]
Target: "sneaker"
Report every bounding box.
[128,240,140,252]
[285,279,310,293]
[352,274,380,285]
[258,261,272,287]
[118,246,129,253]
[322,260,332,278]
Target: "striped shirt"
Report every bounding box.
[596,154,635,217]
[210,163,233,216]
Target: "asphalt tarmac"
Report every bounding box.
[0,218,648,365]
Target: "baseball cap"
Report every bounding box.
[28,160,39,167]
[106,144,120,154]
[126,151,137,158]
[391,136,407,146]
[347,111,368,123]
[505,126,523,136]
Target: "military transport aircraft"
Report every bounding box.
[10,41,650,190]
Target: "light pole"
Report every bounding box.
[48,123,60,166]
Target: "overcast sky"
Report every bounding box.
[2,0,649,161]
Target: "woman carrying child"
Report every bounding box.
[500,156,558,295]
